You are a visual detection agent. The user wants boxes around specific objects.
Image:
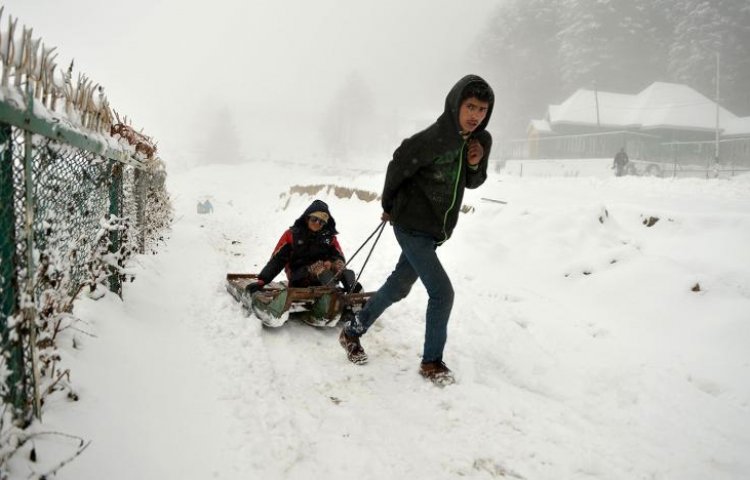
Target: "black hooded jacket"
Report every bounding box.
[258,200,346,286]
[382,75,494,243]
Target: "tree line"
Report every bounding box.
[474,0,750,138]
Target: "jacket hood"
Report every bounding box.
[294,199,338,234]
[440,74,494,137]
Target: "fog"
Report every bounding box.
[5,0,500,169]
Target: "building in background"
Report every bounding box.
[510,82,750,167]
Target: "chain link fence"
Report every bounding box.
[0,100,171,430]
[0,9,172,475]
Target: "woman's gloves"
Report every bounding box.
[309,259,345,278]
[245,279,265,294]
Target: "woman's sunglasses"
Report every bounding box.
[308,216,327,226]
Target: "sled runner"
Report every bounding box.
[226,273,373,328]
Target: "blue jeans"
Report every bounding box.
[345,225,454,363]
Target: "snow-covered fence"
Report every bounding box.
[0,7,171,442]
[503,130,750,174]
[502,157,750,180]
[503,131,661,161]
[660,138,750,172]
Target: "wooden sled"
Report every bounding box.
[226,273,373,328]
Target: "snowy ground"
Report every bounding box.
[11,159,750,479]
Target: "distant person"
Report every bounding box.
[338,74,494,386]
[613,147,629,177]
[246,199,360,295]
[196,199,214,214]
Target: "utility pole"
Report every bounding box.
[715,52,720,165]
[593,80,601,129]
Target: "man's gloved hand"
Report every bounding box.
[245,280,265,295]
[333,258,345,273]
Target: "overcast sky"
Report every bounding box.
[4,0,500,169]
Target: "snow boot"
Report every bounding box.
[419,361,455,386]
[339,329,368,365]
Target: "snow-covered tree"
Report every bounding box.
[196,106,244,165]
[474,0,563,137]
[668,0,750,115]
[474,0,750,134]
[557,0,669,93]
[320,71,376,164]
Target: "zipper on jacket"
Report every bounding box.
[439,139,466,244]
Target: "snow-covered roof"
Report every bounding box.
[723,116,750,137]
[630,82,736,132]
[547,82,738,133]
[549,89,636,128]
[528,119,552,134]
[548,104,561,120]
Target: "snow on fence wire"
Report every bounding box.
[0,6,171,463]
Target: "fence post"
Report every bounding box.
[134,168,146,254]
[22,111,42,420]
[0,122,28,422]
[109,162,123,296]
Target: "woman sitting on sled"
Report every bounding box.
[246,199,362,295]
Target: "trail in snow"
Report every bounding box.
[25,160,750,480]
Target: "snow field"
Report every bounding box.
[18,160,750,480]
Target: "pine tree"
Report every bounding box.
[474,0,750,135]
[210,107,244,165]
[668,0,750,114]
[320,71,376,163]
[557,0,669,93]
[474,0,563,137]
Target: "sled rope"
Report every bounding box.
[325,220,387,292]
[351,220,387,292]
